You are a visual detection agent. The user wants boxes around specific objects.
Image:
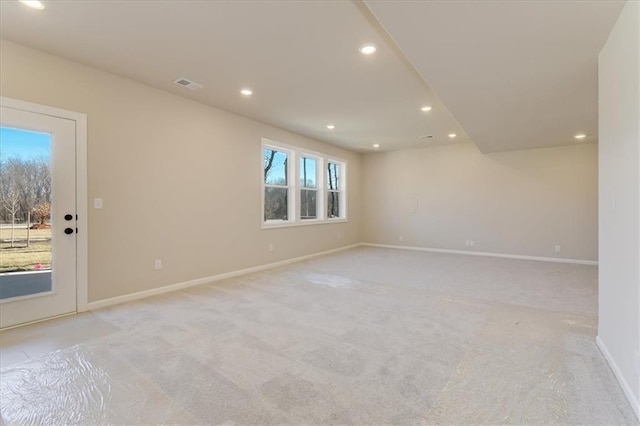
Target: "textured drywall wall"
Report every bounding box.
[362,141,598,261]
[598,0,640,416]
[0,39,362,303]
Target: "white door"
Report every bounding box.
[0,105,77,328]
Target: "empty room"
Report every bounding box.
[0,0,638,424]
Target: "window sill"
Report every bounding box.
[262,218,348,229]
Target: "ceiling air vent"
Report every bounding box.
[419,135,434,140]
[173,77,203,91]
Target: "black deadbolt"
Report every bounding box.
[64,214,73,221]
[64,227,74,235]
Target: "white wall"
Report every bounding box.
[0,40,362,303]
[362,141,598,261]
[597,0,640,418]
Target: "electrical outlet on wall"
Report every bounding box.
[269,243,274,252]
[555,245,562,253]
[154,259,162,270]
[399,235,404,242]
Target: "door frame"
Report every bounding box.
[1,96,88,315]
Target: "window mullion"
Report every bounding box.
[291,150,298,223]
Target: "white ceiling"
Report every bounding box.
[365,0,625,153]
[0,0,625,154]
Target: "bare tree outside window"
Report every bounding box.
[0,164,22,248]
[264,148,289,221]
[0,157,51,224]
[300,156,317,220]
[327,162,341,218]
[1,128,53,272]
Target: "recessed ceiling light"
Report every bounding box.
[448,133,457,138]
[19,0,45,9]
[359,43,377,55]
[373,144,380,148]
[421,106,432,112]
[240,88,253,96]
[574,133,587,140]
[326,124,336,130]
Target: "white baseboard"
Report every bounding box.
[596,336,640,421]
[1,311,77,331]
[361,243,598,266]
[85,244,360,311]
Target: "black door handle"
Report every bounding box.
[64,214,73,221]
[64,227,74,235]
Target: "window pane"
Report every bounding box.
[265,187,288,221]
[327,191,340,218]
[264,149,288,185]
[327,162,339,190]
[300,189,317,220]
[300,157,317,188]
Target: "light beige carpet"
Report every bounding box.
[1,247,637,424]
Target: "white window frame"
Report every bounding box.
[261,138,347,229]
[262,143,294,225]
[326,159,347,220]
[299,153,323,222]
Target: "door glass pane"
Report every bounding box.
[0,127,53,299]
[301,189,317,220]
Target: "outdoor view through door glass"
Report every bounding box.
[0,127,53,299]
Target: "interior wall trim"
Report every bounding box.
[84,244,360,311]
[361,242,598,265]
[596,336,640,421]
[85,241,598,313]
